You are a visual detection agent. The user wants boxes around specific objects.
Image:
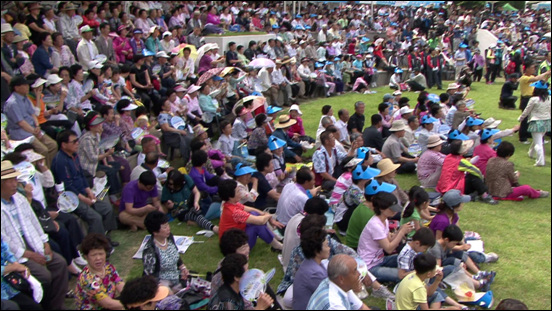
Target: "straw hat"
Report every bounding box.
[193,125,208,137]
[275,115,297,129]
[483,117,502,129]
[1,160,21,180]
[427,135,444,148]
[375,159,401,177]
[389,121,407,132]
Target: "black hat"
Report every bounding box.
[10,75,31,88]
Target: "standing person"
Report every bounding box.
[454,44,468,80]
[517,62,551,144]
[1,161,68,310]
[518,81,551,167]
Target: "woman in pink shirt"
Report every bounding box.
[473,129,499,176]
[113,26,133,63]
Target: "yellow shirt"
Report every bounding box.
[396,272,428,310]
[519,75,535,97]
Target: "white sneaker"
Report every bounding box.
[485,252,499,263]
[372,285,395,299]
[364,90,371,94]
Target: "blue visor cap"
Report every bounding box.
[267,105,283,115]
[530,80,549,89]
[395,68,403,74]
[480,128,500,141]
[448,129,469,141]
[459,43,468,48]
[365,179,397,195]
[234,163,257,176]
[212,75,224,81]
[272,24,280,29]
[427,93,440,103]
[352,164,381,180]
[421,115,438,124]
[357,147,371,160]
[296,14,302,18]
[268,135,287,151]
[466,117,484,127]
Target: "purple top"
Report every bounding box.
[188,166,218,195]
[198,54,213,75]
[120,179,158,212]
[293,259,328,310]
[429,213,459,236]
[206,13,221,25]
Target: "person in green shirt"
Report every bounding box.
[161,169,219,233]
[345,178,397,250]
[399,186,432,239]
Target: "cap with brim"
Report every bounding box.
[480,129,500,141]
[421,115,438,125]
[395,68,403,74]
[427,135,444,148]
[143,49,155,57]
[448,130,469,141]
[530,80,549,89]
[275,115,297,129]
[186,85,201,94]
[459,140,474,154]
[1,160,21,180]
[442,189,471,207]
[10,75,31,88]
[268,135,287,151]
[80,25,94,34]
[162,31,172,37]
[365,178,397,195]
[133,29,143,34]
[376,159,401,177]
[122,103,138,111]
[393,90,402,96]
[212,76,224,81]
[483,118,501,129]
[156,51,170,58]
[127,286,170,309]
[352,164,381,180]
[466,117,484,127]
[357,147,373,160]
[21,149,45,163]
[383,94,393,101]
[31,78,47,89]
[174,85,187,92]
[389,121,407,132]
[149,26,159,34]
[86,114,105,127]
[344,158,363,168]
[88,60,103,70]
[12,35,28,43]
[267,105,282,115]
[289,104,302,115]
[118,25,130,32]
[193,125,208,137]
[234,163,257,176]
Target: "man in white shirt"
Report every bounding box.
[297,57,316,97]
[335,108,351,146]
[307,254,370,310]
[259,66,280,107]
[76,25,99,71]
[275,168,318,226]
[130,151,167,194]
[272,60,293,106]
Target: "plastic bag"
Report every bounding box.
[443,268,475,300]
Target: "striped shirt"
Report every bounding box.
[397,243,418,272]
[307,278,363,310]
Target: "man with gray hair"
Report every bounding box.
[307,254,371,310]
[315,116,334,149]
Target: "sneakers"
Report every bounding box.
[539,190,549,198]
[478,195,499,205]
[372,285,395,299]
[474,270,496,281]
[485,252,499,263]
[386,298,397,310]
[520,141,531,145]
[477,271,496,292]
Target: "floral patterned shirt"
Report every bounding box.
[75,263,123,310]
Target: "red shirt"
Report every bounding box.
[288,116,305,138]
[436,154,465,194]
[218,201,250,238]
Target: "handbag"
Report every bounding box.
[4,272,33,294]
[31,199,57,234]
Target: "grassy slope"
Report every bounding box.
[76,80,550,310]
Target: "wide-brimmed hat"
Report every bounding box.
[1,23,13,34]
[268,135,287,151]
[193,125,208,137]
[234,163,257,177]
[459,140,474,154]
[61,3,78,11]
[442,189,471,207]
[344,158,363,168]
[12,35,28,43]
[266,105,282,115]
[364,178,397,195]
[1,160,21,180]
[483,117,502,129]
[21,149,45,163]
[389,121,407,132]
[447,83,460,90]
[376,159,401,177]
[427,135,444,148]
[275,115,297,129]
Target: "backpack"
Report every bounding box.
[505,60,516,75]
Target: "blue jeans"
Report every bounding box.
[449,250,486,265]
[369,255,400,283]
[416,290,446,309]
[204,202,221,220]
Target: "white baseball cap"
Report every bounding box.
[46,74,63,86]
[400,106,414,115]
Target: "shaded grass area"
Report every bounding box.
[68,80,551,310]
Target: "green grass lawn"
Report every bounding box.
[77,80,551,310]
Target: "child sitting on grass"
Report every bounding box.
[395,253,462,310]
[428,225,495,292]
[400,186,434,239]
[397,228,468,310]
